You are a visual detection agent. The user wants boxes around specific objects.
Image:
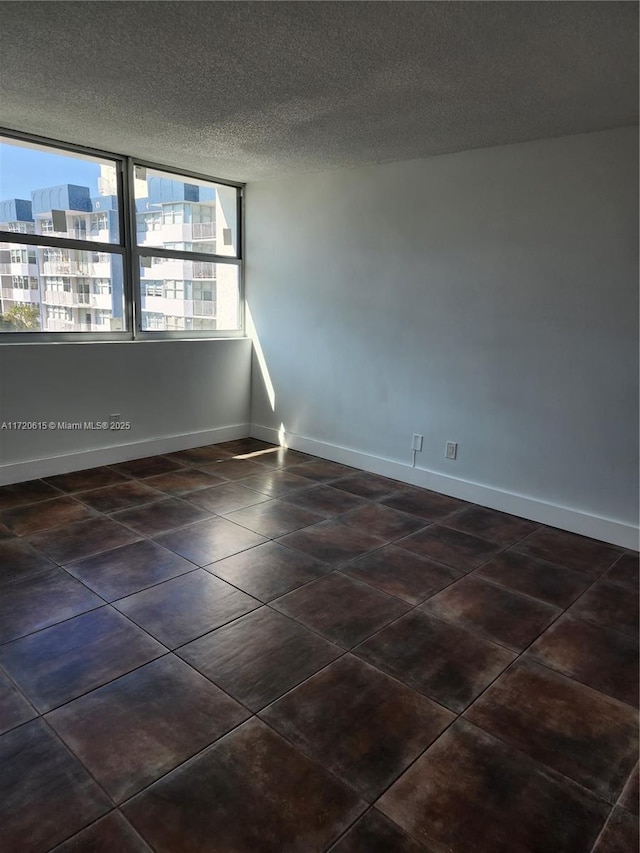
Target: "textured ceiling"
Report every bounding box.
[0,1,637,182]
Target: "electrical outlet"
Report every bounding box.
[445,441,457,460]
[412,434,423,452]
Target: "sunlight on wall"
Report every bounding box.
[245,303,275,411]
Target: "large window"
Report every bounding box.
[0,131,242,339]
[133,164,240,332]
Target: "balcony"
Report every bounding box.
[45,319,75,331]
[43,290,91,307]
[90,228,111,241]
[42,261,90,276]
[192,262,215,279]
[2,288,40,302]
[8,263,33,276]
[192,301,216,316]
[43,290,73,306]
[192,222,214,239]
[141,295,189,317]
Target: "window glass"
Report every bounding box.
[139,256,239,332]
[0,136,121,244]
[134,165,238,257]
[0,242,124,332]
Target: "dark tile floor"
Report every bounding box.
[0,438,637,853]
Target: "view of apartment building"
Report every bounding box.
[0,198,39,329]
[135,170,240,332]
[0,163,239,332]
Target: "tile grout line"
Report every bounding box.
[587,799,623,853]
[35,710,126,846]
[46,809,155,853]
[106,711,367,845]
[0,657,40,732]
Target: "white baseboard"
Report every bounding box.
[251,423,639,551]
[0,423,251,485]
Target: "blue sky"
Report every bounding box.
[0,140,100,202]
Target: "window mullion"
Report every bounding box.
[123,157,138,338]
[0,231,125,255]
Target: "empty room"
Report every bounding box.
[0,2,638,852]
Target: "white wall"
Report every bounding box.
[0,338,251,482]
[246,128,639,547]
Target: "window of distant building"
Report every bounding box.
[0,131,242,339]
[90,212,109,233]
[93,279,112,295]
[10,247,36,264]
